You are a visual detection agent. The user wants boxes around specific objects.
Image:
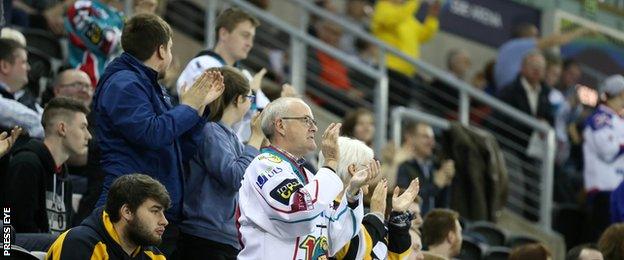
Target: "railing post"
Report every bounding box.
[392,107,402,148]
[206,0,218,49]
[459,89,470,126]
[374,50,389,155]
[124,0,133,17]
[539,129,556,230]
[290,9,309,94]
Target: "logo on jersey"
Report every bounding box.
[299,235,329,260]
[258,154,283,163]
[592,113,613,130]
[270,179,303,205]
[256,167,283,188]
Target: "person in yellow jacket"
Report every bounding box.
[372,0,441,78]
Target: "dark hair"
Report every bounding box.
[0,38,25,63]
[509,243,552,260]
[422,209,459,247]
[562,59,580,71]
[121,13,172,61]
[402,121,430,144]
[215,8,260,42]
[512,22,537,38]
[207,66,250,122]
[598,223,624,260]
[105,174,171,222]
[342,108,373,139]
[566,243,599,260]
[42,97,90,131]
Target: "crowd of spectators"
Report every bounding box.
[0,0,623,259]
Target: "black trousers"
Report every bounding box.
[178,232,239,260]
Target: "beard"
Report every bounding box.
[127,216,162,246]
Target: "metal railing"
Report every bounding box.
[209,0,389,154]
[391,107,556,229]
[205,0,556,229]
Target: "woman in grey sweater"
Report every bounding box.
[179,66,265,260]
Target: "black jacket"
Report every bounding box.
[2,139,73,234]
[46,207,166,259]
[496,76,553,150]
[397,159,450,215]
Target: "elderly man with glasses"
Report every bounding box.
[52,69,94,107]
[237,97,379,259]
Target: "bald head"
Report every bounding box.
[521,51,546,87]
[447,49,471,79]
[261,97,318,157]
[261,97,308,140]
[53,69,93,107]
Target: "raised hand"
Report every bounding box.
[248,112,265,149]
[392,178,420,212]
[204,70,225,106]
[179,70,225,114]
[369,178,388,215]
[321,123,341,170]
[0,126,22,158]
[348,159,381,193]
[250,68,267,91]
[280,83,298,98]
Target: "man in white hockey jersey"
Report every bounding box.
[177,8,269,141]
[237,97,377,259]
[583,74,624,239]
[583,74,624,193]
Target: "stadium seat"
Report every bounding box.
[467,221,506,246]
[505,234,539,248]
[458,236,483,260]
[483,246,511,260]
[21,28,63,60]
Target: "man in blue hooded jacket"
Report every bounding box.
[92,13,224,257]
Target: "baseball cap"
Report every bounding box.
[601,74,624,96]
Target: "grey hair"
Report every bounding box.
[522,49,544,64]
[318,136,374,184]
[261,97,305,140]
[446,48,468,69]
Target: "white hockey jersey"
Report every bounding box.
[176,51,270,142]
[583,104,624,191]
[237,147,363,260]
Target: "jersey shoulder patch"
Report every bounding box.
[588,111,613,131]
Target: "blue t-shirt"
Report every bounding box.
[494,38,537,90]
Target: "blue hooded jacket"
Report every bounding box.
[92,52,206,223]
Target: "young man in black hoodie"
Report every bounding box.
[3,97,91,234]
[46,174,170,259]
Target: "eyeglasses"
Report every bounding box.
[246,94,256,103]
[281,116,317,128]
[59,82,93,92]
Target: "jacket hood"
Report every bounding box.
[82,207,129,256]
[12,139,56,174]
[97,52,159,89]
